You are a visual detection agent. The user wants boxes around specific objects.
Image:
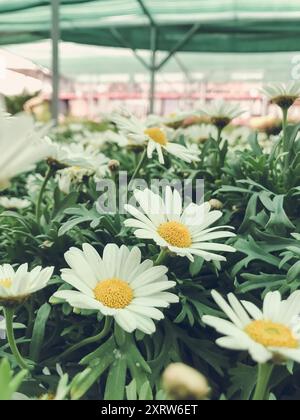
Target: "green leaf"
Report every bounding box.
[71,352,115,400]
[29,303,51,362]
[287,261,300,282]
[80,336,116,366]
[139,380,153,400]
[228,363,257,400]
[265,195,295,233]
[0,359,27,400]
[248,132,263,156]
[189,256,204,277]
[126,379,137,400]
[239,194,258,233]
[104,356,127,400]
[58,216,92,236]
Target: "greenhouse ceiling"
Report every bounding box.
[1,0,300,52]
[5,42,298,83]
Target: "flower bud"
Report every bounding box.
[108,159,120,172]
[162,363,210,400]
[209,199,223,210]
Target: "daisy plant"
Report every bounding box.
[200,100,245,142]
[53,243,178,339]
[0,263,54,370]
[261,82,300,174]
[112,112,200,180]
[124,187,236,263]
[36,141,109,222]
[203,290,300,400]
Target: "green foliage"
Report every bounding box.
[0,359,27,400]
[0,115,300,401]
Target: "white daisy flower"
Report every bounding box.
[48,142,109,171]
[48,142,109,192]
[112,112,200,164]
[124,187,236,262]
[0,111,52,190]
[200,100,245,129]
[0,197,31,210]
[79,130,128,151]
[147,112,192,129]
[178,124,217,144]
[53,243,178,334]
[203,290,300,364]
[261,82,300,109]
[0,264,54,307]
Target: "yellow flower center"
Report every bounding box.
[0,278,12,288]
[245,320,298,349]
[158,221,192,248]
[145,127,168,146]
[94,278,134,309]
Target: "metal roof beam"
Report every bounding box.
[174,55,194,83]
[136,0,156,27]
[156,22,201,70]
[51,0,60,126]
[109,28,151,70]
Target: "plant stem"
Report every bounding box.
[130,148,147,184]
[155,248,169,266]
[56,317,113,362]
[36,166,53,223]
[4,307,31,371]
[281,107,290,172]
[253,363,274,401]
[217,127,223,144]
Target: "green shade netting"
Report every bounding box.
[1,0,300,52]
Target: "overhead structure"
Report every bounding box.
[1,0,300,118]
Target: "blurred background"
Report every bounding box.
[1,1,300,125]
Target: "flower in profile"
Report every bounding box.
[179,124,216,144]
[79,129,128,151]
[124,187,236,262]
[261,82,300,110]
[250,116,282,137]
[200,100,245,130]
[162,112,192,129]
[162,363,210,400]
[53,243,178,334]
[47,142,109,172]
[203,290,300,364]
[48,143,109,193]
[0,197,31,210]
[112,112,200,164]
[0,264,54,307]
[0,111,52,190]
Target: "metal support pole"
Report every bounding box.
[149,25,157,114]
[51,0,60,125]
